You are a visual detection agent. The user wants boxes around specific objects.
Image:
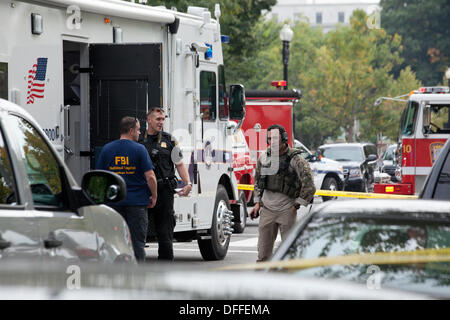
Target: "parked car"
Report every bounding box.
[271,199,450,298]
[380,143,398,182]
[294,139,344,201]
[318,143,377,192]
[0,259,427,299]
[0,98,135,263]
[420,139,450,199]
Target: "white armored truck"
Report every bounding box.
[0,0,246,260]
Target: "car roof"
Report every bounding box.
[313,199,450,220]
[0,98,79,187]
[0,98,35,120]
[319,142,375,148]
[409,93,450,103]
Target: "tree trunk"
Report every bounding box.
[345,126,354,142]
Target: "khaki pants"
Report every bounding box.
[257,206,297,262]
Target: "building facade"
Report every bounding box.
[267,0,380,33]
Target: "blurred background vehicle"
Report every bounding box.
[270,199,450,299]
[0,260,429,300]
[318,143,377,192]
[380,143,398,182]
[294,139,344,201]
[0,98,134,263]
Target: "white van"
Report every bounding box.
[294,139,344,201]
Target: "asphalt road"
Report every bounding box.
[143,199,318,271]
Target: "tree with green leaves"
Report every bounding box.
[249,10,421,147]
[380,0,450,86]
[296,11,421,146]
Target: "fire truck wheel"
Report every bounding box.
[322,177,338,201]
[198,185,231,261]
[233,191,247,234]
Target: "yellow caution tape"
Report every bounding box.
[315,189,418,200]
[237,184,255,191]
[214,247,450,271]
[237,184,418,200]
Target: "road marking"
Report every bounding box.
[145,247,257,254]
[229,234,281,247]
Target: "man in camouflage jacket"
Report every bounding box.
[249,124,316,262]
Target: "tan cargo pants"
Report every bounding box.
[257,206,297,262]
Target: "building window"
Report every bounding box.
[338,12,345,23]
[316,12,322,24]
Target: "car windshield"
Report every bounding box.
[383,146,396,161]
[321,147,364,162]
[294,141,312,159]
[281,214,450,297]
[400,101,419,136]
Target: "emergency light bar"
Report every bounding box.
[417,86,450,94]
[205,43,213,59]
[221,35,230,43]
[271,80,287,88]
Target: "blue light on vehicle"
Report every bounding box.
[221,35,230,43]
[205,43,213,60]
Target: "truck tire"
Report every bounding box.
[322,177,338,201]
[198,185,231,261]
[233,191,247,234]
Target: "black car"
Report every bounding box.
[318,143,377,192]
[420,138,450,199]
[270,199,450,298]
[381,144,398,182]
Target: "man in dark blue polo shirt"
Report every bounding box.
[96,116,157,261]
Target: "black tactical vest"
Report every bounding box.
[259,147,303,199]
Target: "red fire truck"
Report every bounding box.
[242,84,301,154]
[374,86,450,195]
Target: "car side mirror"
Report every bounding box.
[81,170,126,204]
[311,150,322,162]
[366,154,377,163]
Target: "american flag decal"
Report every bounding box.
[27,58,48,104]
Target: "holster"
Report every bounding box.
[157,176,179,194]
